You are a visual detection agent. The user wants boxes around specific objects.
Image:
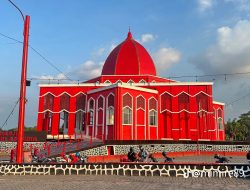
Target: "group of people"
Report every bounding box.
[59,152,88,163]
[127,146,173,163]
[213,150,250,163]
[127,146,250,163]
[31,151,88,164]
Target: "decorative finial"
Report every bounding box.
[127,26,132,39]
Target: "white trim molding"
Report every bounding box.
[213,101,225,106]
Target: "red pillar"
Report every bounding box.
[37,93,44,131]
[115,88,121,140]
[52,96,60,135]
[68,96,76,136]
[145,97,149,140]
[16,15,30,164]
[166,112,172,139]
[189,94,197,140]
[171,96,179,140]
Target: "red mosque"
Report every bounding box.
[36,31,225,141]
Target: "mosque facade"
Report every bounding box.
[36,32,225,141]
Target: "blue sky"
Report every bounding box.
[1,0,250,129]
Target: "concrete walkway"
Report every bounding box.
[0,175,249,190]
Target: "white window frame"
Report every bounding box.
[149,109,157,126]
[88,98,95,126]
[122,106,132,125]
[106,106,114,125]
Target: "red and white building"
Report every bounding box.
[36,31,225,141]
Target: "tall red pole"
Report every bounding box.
[16,15,30,164]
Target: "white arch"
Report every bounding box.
[95,95,105,137]
[116,80,123,84]
[135,95,146,140]
[127,79,135,84]
[159,90,212,98]
[105,92,115,140]
[87,97,95,136]
[122,93,133,140]
[122,92,133,99]
[139,79,146,84]
[148,97,158,139]
[104,80,111,84]
[41,92,55,98]
[74,91,87,97]
[136,94,146,110]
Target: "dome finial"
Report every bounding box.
[127,26,132,39]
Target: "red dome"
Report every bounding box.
[101,32,157,76]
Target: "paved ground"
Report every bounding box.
[0,175,249,190]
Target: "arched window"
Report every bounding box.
[123,93,132,107]
[44,93,54,110]
[137,96,145,110]
[43,111,53,133]
[122,93,132,125]
[149,98,158,126]
[97,96,104,109]
[196,93,208,111]
[76,93,86,111]
[149,110,157,126]
[75,93,86,133]
[59,92,70,134]
[60,93,70,111]
[88,99,94,125]
[178,93,189,111]
[136,95,145,125]
[218,118,223,130]
[107,106,114,125]
[59,111,69,134]
[107,94,115,125]
[218,109,222,118]
[123,107,132,124]
[161,93,172,112]
[97,96,104,125]
[75,110,85,132]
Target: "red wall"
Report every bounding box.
[36,82,225,141]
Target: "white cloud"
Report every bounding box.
[152,47,181,71]
[141,34,156,43]
[198,0,214,12]
[190,20,250,120]
[35,73,67,80]
[69,60,103,80]
[191,20,250,73]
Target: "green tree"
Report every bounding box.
[225,111,250,141]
